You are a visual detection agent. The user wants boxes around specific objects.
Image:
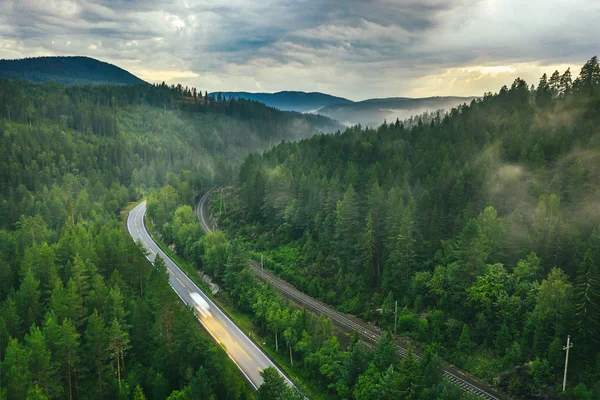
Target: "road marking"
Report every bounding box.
[128,201,291,391]
[187,289,191,294]
[235,341,252,360]
[215,321,228,335]
[258,367,263,373]
[167,268,174,275]
[176,277,185,287]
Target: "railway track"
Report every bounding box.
[250,264,500,400]
[198,190,503,400]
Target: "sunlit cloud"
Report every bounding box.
[408,62,575,98]
[0,0,598,99]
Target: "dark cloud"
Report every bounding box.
[0,0,598,99]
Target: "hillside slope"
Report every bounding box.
[214,91,476,126]
[318,96,476,126]
[223,57,600,399]
[213,91,353,112]
[0,56,147,85]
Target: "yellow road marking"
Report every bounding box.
[187,289,191,294]
[215,322,227,334]
[235,342,252,360]
[176,277,185,287]
[167,268,174,275]
[258,367,263,373]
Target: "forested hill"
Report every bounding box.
[223,56,600,399]
[0,56,147,85]
[318,95,475,126]
[0,78,338,398]
[214,90,474,126]
[212,91,353,112]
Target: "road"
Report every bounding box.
[197,191,504,400]
[127,201,294,390]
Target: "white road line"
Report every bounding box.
[127,201,295,391]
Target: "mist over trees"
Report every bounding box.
[219,56,600,398]
[1,54,599,399]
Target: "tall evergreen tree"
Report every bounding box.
[334,185,361,270]
[574,249,600,350]
[84,309,110,399]
[360,215,376,283]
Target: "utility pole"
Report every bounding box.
[562,335,573,392]
[394,300,398,334]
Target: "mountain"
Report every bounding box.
[318,96,476,126]
[0,56,147,85]
[213,91,475,126]
[211,91,353,112]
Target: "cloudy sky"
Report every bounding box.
[0,0,598,100]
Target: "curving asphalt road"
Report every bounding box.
[127,201,294,391]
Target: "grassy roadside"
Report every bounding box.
[143,214,329,400]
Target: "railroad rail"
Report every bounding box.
[197,190,503,400]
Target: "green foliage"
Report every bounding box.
[457,324,472,354]
[0,77,294,399]
[257,367,295,400]
[220,56,600,398]
[528,357,552,391]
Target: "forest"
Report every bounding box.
[203,57,600,399]
[0,78,336,399]
[2,56,600,399]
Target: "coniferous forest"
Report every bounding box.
[205,57,600,399]
[1,56,600,400]
[0,79,337,399]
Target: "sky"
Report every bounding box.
[0,0,598,100]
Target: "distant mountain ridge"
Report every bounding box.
[212,91,353,112]
[0,56,147,85]
[320,96,476,126]
[216,91,475,126]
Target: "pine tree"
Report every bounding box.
[548,70,561,98]
[257,367,290,400]
[398,346,423,399]
[58,318,81,400]
[494,323,512,356]
[3,337,32,400]
[24,325,59,398]
[456,219,487,282]
[17,269,42,328]
[574,249,600,348]
[384,199,417,297]
[84,309,110,399]
[457,324,471,354]
[373,331,397,371]
[574,56,600,94]
[70,255,90,298]
[2,295,23,340]
[108,318,131,390]
[559,67,572,96]
[334,185,361,270]
[367,182,386,278]
[360,215,376,282]
[353,363,383,400]
[133,385,147,400]
[105,286,129,328]
[536,73,551,107]
[50,279,85,328]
